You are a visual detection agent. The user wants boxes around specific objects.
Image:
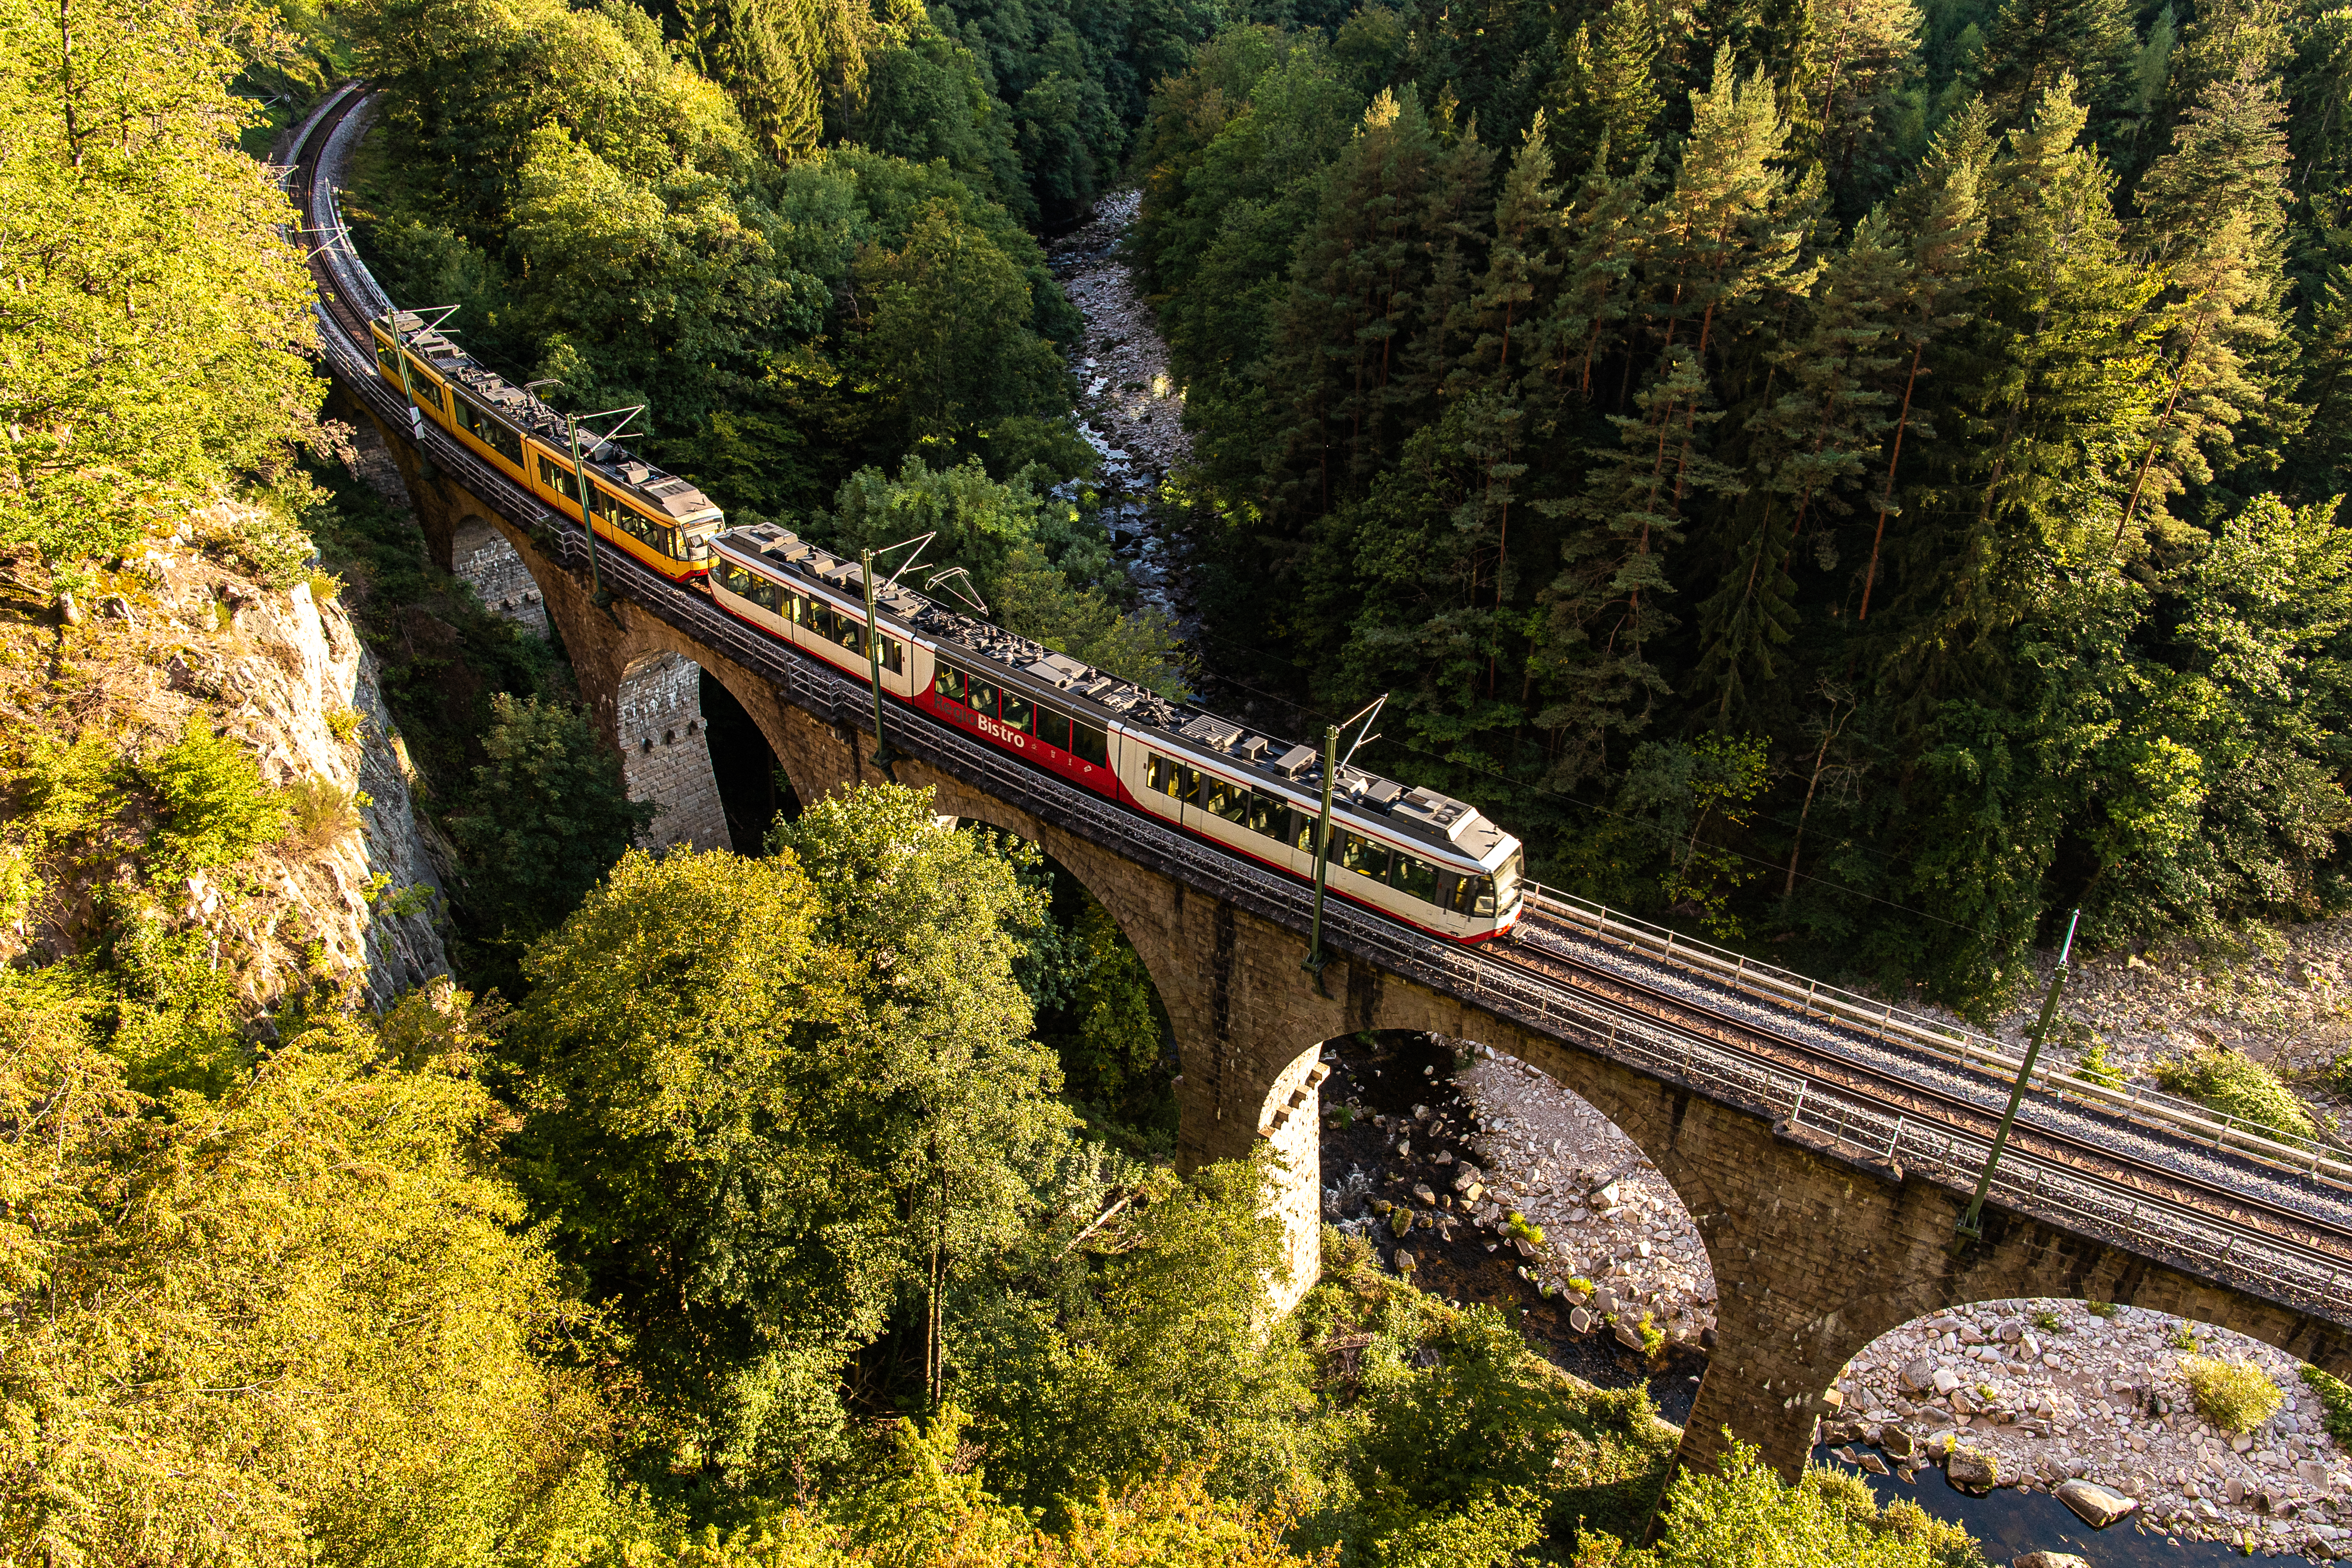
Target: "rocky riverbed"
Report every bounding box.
[1047,190,1192,624]
[1828,1299,2352,1557]
[1317,1031,1707,1422]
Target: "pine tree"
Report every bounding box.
[1858,101,1990,622]
[1694,210,1910,719]
[679,0,873,160]
[1804,0,1923,201]
[2118,62,2293,540]
[1900,80,2162,692]
[1975,0,2135,132]
[1263,88,1445,519]
[1531,140,1657,408]
[1462,112,1566,393]
[1549,2,1668,178]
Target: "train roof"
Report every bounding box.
[377,312,719,523]
[714,524,1514,861]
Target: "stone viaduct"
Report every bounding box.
[338,386,2352,1492]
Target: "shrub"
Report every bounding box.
[2182,1354,2283,1433]
[2071,1035,2125,1089]
[326,705,363,746]
[2170,1321,2200,1352]
[2153,1047,2317,1143]
[2302,1366,2352,1441]
[1638,1314,1665,1358]
[283,777,364,852]
[144,719,288,873]
[2032,1308,2061,1333]
[2086,1300,2119,1319]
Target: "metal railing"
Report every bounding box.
[294,96,2352,1327]
[1522,887,2352,1190]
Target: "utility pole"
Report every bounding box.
[861,548,901,769]
[1956,908,2081,1241]
[1302,696,1386,992]
[567,411,608,607]
[1302,722,1340,991]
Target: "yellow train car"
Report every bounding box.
[368,312,723,581]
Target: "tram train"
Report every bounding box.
[369,310,1524,941]
[368,311,724,581]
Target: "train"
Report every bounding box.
[368,311,724,581]
[369,310,1525,942]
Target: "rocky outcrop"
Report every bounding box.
[1,501,449,1015]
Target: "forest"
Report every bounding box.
[1,0,2348,1558]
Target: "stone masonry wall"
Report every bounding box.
[451,516,549,638]
[618,651,731,853]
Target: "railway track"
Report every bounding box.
[277,85,2352,1326]
[1501,911,2352,1258]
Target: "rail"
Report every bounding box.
[288,89,2352,1329]
[1523,887,2352,1191]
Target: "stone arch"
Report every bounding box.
[450,512,549,637]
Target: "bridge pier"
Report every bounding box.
[349,403,2352,1497]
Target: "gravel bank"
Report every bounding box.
[1831,1299,2352,1557]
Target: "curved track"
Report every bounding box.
[280,87,2352,1328]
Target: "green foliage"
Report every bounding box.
[1631,1442,1986,1567]
[2152,1045,2320,1143]
[444,694,655,958]
[0,972,632,1565]
[2182,1354,2285,1433]
[284,775,364,852]
[0,0,321,566]
[143,718,290,876]
[517,787,1077,1486]
[2070,1033,2125,1088]
[2085,1299,2119,1318]
[2301,1365,2352,1441]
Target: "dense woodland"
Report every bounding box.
[1,0,2348,1557]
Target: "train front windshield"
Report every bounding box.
[1493,849,1524,913]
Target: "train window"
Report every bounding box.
[1286,808,1330,856]
[1035,708,1072,750]
[1390,852,1439,902]
[784,592,807,627]
[837,618,865,658]
[1001,691,1034,734]
[1073,723,1109,766]
[376,338,398,373]
[591,487,622,521]
[404,361,443,408]
[1467,877,1497,917]
[455,398,524,465]
[1246,789,1287,838]
[1435,871,1464,911]
[879,636,903,674]
[538,457,580,503]
[966,676,998,717]
[1340,832,1391,882]
[750,576,783,614]
[935,664,966,703]
[1145,754,1183,798]
[1199,775,1248,823]
[719,562,750,596]
[1179,766,1206,805]
[1493,850,1523,909]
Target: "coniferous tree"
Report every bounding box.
[1858,101,1990,622]
[1804,0,1924,203]
[680,0,876,159]
[1694,209,1910,719]
[2119,62,2294,539]
[1550,0,1668,177]
[1975,0,2135,132]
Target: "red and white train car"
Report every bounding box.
[711,524,1524,942]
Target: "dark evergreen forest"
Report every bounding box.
[1134,0,2352,1011]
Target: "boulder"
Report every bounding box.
[1613,1319,1645,1351]
[1859,1452,1890,1476]
[1899,1358,1939,1394]
[2055,1479,2139,1528]
[1932,1367,1961,1394]
[1413,1183,1437,1206]
[1569,1306,1596,1334]
[1882,1427,1919,1459]
[1947,1448,1999,1491]
[2012,1554,2092,1568]
[1393,1249,1417,1274]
